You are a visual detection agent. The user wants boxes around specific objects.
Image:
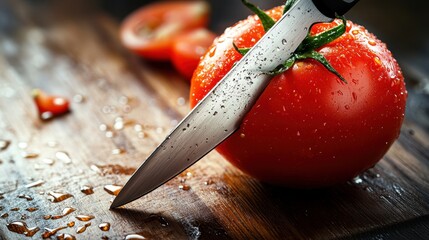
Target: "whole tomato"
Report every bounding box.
[190,6,407,187]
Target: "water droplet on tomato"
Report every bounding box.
[208,46,216,57]
[373,56,382,66]
[352,92,358,101]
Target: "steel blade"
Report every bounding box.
[111,0,331,208]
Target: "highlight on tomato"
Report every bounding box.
[120,1,210,61]
[190,1,407,187]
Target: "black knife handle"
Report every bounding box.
[312,0,360,18]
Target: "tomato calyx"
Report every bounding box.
[234,0,347,83]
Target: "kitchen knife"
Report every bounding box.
[111,0,359,208]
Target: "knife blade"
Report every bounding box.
[111,0,358,208]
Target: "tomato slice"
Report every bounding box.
[120,1,210,60]
[171,28,216,79]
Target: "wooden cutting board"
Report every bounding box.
[0,1,428,239]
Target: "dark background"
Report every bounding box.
[101,0,429,129]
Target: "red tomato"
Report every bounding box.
[171,28,216,79]
[32,89,70,121]
[190,6,407,187]
[120,1,210,60]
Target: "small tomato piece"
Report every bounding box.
[32,89,70,121]
[172,28,216,79]
[120,1,210,60]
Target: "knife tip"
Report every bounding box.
[109,198,123,209]
[109,191,129,209]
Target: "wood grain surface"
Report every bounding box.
[0,0,428,239]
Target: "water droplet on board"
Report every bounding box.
[99,124,108,131]
[80,185,94,195]
[111,148,126,155]
[76,222,91,234]
[42,226,67,239]
[21,151,39,159]
[179,184,191,191]
[281,39,287,45]
[51,207,76,219]
[42,158,55,165]
[91,164,135,176]
[55,151,72,164]
[148,214,169,227]
[26,207,38,212]
[57,233,76,240]
[18,194,33,201]
[25,179,45,188]
[103,184,123,196]
[6,221,40,237]
[73,94,85,103]
[204,179,214,185]
[98,222,110,231]
[46,141,58,148]
[124,233,147,240]
[47,191,73,202]
[18,141,28,149]
[75,214,95,222]
[0,140,11,151]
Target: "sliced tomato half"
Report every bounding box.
[172,28,216,79]
[120,1,210,60]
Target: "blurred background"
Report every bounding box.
[1,0,427,128]
[102,0,429,128]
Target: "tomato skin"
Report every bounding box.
[171,28,216,79]
[190,7,407,187]
[120,1,210,60]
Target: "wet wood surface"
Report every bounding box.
[0,0,429,239]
